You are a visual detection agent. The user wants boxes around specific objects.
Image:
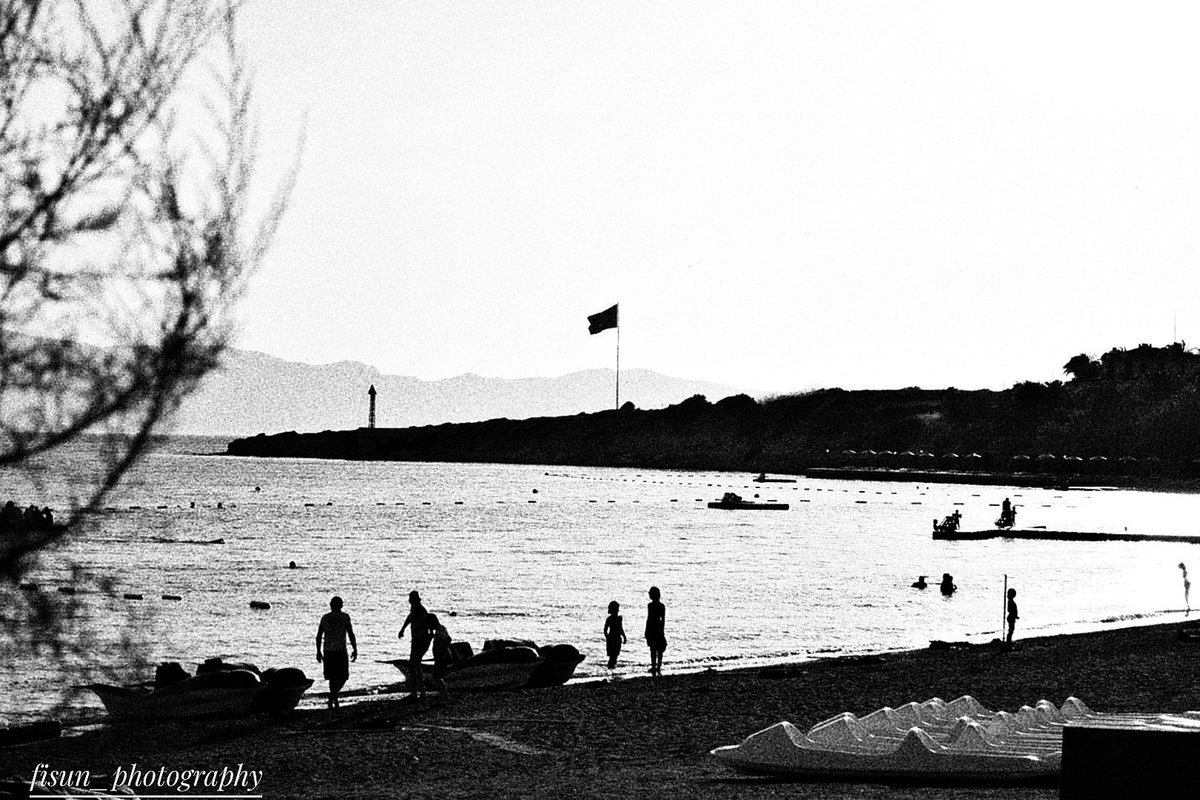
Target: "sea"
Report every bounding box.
[3,435,1198,724]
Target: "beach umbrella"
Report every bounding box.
[1037,453,1056,460]
[943,453,959,459]
[966,452,983,459]
[1088,456,1108,462]
[1012,454,1031,461]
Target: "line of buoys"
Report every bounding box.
[56,586,75,594]
[124,593,143,600]
[249,600,271,610]
[162,594,182,601]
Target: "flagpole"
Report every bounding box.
[615,323,620,410]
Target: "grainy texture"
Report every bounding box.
[5,622,1200,799]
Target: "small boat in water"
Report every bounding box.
[707,492,789,510]
[753,472,797,483]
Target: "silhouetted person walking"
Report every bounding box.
[645,586,666,676]
[604,600,627,670]
[316,595,357,708]
[399,590,431,698]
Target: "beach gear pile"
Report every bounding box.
[711,695,1200,782]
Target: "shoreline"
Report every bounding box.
[7,619,1200,799]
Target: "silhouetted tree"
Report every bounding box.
[1,0,295,700]
[1063,354,1101,382]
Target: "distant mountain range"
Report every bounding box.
[170,349,746,437]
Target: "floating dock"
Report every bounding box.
[933,528,1200,544]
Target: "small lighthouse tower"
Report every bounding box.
[367,384,376,429]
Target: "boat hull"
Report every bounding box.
[708,502,789,510]
[385,647,543,692]
[88,669,312,719]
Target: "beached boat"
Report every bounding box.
[711,695,1068,782]
[383,641,585,691]
[525,644,586,689]
[707,492,789,510]
[384,645,543,691]
[712,695,1200,782]
[88,665,312,719]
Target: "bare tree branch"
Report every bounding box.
[0,0,295,704]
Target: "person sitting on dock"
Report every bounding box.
[934,512,961,533]
[912,575,928,589]
[996,498,1016,529]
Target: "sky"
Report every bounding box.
[229,1,1200,397]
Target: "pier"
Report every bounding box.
[932,528,1200,544]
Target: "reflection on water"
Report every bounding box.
[3,436,1198,721]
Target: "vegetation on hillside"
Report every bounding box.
[227,344,1200,482]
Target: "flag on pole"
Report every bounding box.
[587,304,619,335]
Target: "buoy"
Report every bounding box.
[162,594,182,601]
[217,502,223,509]
[532,488,538,494]
[288,561,297,569]
[250,600,271,610]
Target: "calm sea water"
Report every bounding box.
[4,435,1198,723]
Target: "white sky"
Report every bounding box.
[231,1,1200,396]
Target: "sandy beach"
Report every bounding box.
[4,620,1200,799]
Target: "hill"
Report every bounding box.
[224,343,1200,487]
[171,349,744,436]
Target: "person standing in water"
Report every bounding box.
[645,586,666,676]
[399,590,431,698]
[316,595,358,708]
[1006,588,1019,646]
[604,600,627,670]
[1181,563,1191,614]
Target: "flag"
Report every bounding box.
[587,304,618,335]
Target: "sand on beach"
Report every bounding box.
[5,621,1200,799]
